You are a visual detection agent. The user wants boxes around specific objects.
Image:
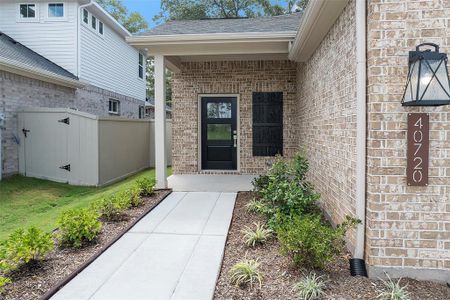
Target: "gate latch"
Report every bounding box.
[22,128,30,137]
[58,117,70,125]
[59,164,71,172]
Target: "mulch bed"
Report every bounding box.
[0,190,171,300]
[214,192,450,300]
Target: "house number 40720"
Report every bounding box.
[407,113,429,187]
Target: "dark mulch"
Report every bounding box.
[1,190,171,300]
[214,192,450,300]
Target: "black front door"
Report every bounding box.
[201,97,237,170]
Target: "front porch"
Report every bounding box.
[127,15,302,189]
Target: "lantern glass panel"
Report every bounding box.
[420,60,450,101]
[403,61,419,103]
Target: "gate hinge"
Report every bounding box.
[59,164,71,171]
[58,117,70,125]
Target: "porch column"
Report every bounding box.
[154,55,167,188]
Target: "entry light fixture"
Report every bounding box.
[402,43,450,106]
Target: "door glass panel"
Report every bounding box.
[207,124,231,140]
[207,102,231,118]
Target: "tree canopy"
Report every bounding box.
[96,0,148,33]
[153,0,308,23]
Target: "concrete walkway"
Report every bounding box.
[168,174,256,192]
[51,191,236,300]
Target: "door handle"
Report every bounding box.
[233,130,237,148]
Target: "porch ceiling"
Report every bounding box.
[127,32,295,72]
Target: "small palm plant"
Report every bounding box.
[245,198,268,214]
[375,274,410,300]
[242,223,272,247]
[229,258,263,288]
[293,272,327,300]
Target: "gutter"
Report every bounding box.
[0,58,85,89]
[351,0,368,277]
[288,0,349,62]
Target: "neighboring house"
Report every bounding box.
[0,0,146,176]
[128,0,450,283]
[143,97,172,119]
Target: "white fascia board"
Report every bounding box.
[288,0,349,62]
[127,31,297,46]
[0,58,84,89]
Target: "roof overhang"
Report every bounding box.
[288,0,350,62]
[0,57,85,89]
[127,31,296,69]
[79,0,131,38]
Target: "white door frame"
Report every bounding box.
[197,94,240,172]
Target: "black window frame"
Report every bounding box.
[82,8,88,24]
[108,99,120,115]
[19,4,36,18]
[252,92,283,157]
[91,15,97,30]
[138,53,144,79]
[98,21,104,35]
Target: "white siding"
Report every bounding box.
[0,0,78,75]
[79,8,146,100]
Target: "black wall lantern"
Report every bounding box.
[402,43,450,106]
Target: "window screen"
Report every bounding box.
[252,92,283,156]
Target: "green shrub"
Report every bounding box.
[375,274,410,300]
[229,259,263,288]
[293,272,327,300]
[251,152,319,227]
[136,177,156,196]
[0,276,11,294]
[58,208,102,248]
[129,185,143,207]
[251,174,270,193]
[290,150,309,182]
[242,223,272,248]
[94,191,132,221]
[260,179,318,217]
[276,214,359,269]
[0,227,54,270]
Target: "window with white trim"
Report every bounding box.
[138,53,144,79]
[99,21,104,35]
[91,15,97,30]
[19,4,36,19]
[108,99,120,114]
[48,3,64,18]
[82,8,88,24]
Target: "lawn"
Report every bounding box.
[0,168,171,240]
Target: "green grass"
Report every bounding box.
[0,168,171,240]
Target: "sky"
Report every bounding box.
[121,0,292,29]
[122,0,161,27]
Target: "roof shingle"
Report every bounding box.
[137,13,302,36]
[0,32,78,80]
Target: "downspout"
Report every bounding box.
[78,0,93,78]
[351,0,368,277]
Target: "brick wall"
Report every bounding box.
[0,70,143,176]
[366,0,450,279]
[171,60,298,174]
[296,0,358,249]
